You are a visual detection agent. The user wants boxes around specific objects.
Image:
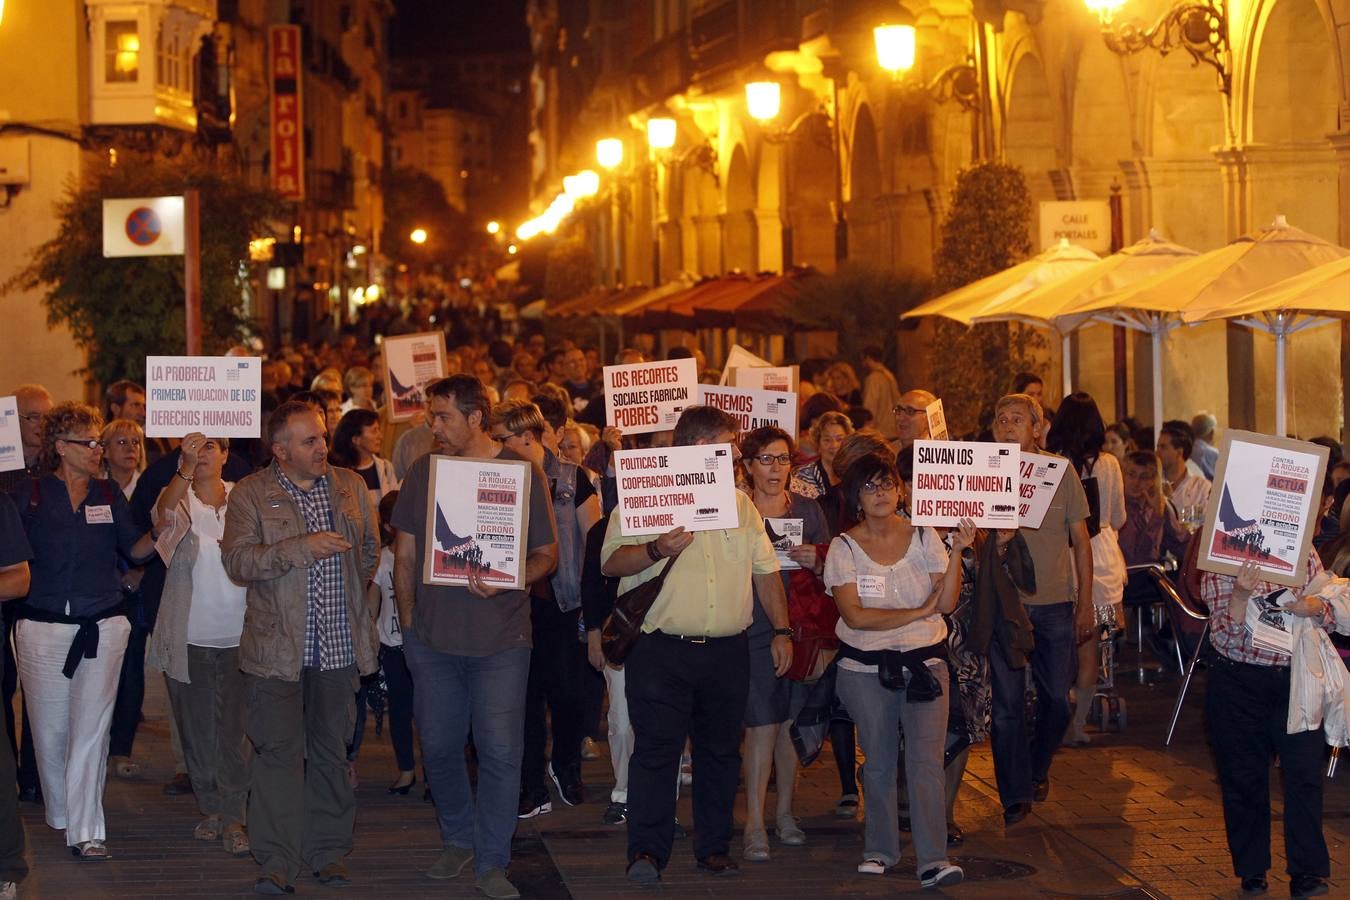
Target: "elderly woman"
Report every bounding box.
[13,402,154,860]
[100,419,143,498]
[789,411,853,509]
[823,451,968,888]
[149,432,250,856]
[739,427,831,862]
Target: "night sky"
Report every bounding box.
[391,0,529,57]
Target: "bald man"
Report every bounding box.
[892,389,937,450]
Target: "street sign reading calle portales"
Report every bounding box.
[102,196,186,257]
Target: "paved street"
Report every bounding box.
[11,643,1350,899]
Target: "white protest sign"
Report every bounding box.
[614,443,739,535]
[423,455,532,590]
[1017,452,1071,529]
[103,196,186,257]
[603,357,697,435]
[145,356,263,438]
[910,440,1019,528]
[926,399,949,441]
[383,331,448,422]
[697,385,799,436]
[766,517,804,569]
[0,397,22,473]
[731,365,798,393]
[719,344,772,385]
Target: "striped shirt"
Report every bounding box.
[275,466,353,671]
[1200,552,1332,667]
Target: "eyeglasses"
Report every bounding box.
[491,431,519,442]
[751,453,792,467]
[107,437,142,448]
[892,405,925,417]
[861,479,899,495]
[58,437,103,450]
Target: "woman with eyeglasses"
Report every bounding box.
[100,419,151,779]
[789,411,853,527]
[148,431,251,856]
[739,427,832,862]
[11,402,154,861]
[823,451,969,888]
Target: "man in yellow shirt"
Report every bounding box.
[602,406,792,884]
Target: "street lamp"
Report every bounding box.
[1083,0,1231,94]
[873,23,917,77]
[596,138,624,170]
[745,81,782,122]
[409,228,428,245]
[646,117,676,152]
[645,117,678,285]
[486,220,500,235]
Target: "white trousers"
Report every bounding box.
[16,616,130,845]
[603,665,634,803]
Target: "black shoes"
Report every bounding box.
[253,874,295,895]
[1003,801,1032,825]
[627,853,660,885]
[548,761,584,807]
[1290,875,1328,898]
[314,863,351,886]
[696,853,740,876]
[387,774,416,795]
[1240,875,1268,895]
[602,802,628,825]
[1032,779,1050,802]
[517,788,552,819]
[947,822,964,847]
[17,784,41,804]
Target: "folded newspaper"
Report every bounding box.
[1245,589,1297,655]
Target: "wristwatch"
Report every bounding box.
[772,628,794,638]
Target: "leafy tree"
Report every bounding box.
[382,167,471,268]
[6,154,282,386]
[787,264,930,369]
[543,238,597,304]
[929,162,1046,434]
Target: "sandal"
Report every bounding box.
[742,827,770,862]
[193,816,223,841]
[110,756,140,778]
[222,823,250,857]
[776,814,806,846]
[72,840,110,861]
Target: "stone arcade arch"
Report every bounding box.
[847,103,885,268]
[786,112,839,272]
[723,143,757,273]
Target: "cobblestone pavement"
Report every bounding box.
[10,643,1349,898]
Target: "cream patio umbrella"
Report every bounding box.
[1056,217,1350,430]
[1184,254,1350,436]
[968,230,1199,399]
[900,239,1101,325]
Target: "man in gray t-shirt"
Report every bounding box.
[392,375,557,898]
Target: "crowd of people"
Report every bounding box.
[0,324,1343,900]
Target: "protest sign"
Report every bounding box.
[730,365,798,393]
[697,385,798,436]
[910,440,1019,528]
[383,332,448,422]
[766,517,804,569]
[423,455,532,590]
[719,344,773,385]
[145,356,262,438]
[0,398,21,473]
[614,443,739,536]
[1017,452,1071,529]
[926,398,949,441]
[603,357,697,435]
[1197,430,1329,587]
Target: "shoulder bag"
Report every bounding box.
[600,554,677,666]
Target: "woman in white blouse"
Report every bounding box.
[148,432,250,856]
[823,451,970,889]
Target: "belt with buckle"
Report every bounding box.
[654,630,741,645]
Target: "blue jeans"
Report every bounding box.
[988,601,1075,808]
[403,632,530,876]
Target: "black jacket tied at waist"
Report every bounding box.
[838,639,948,701]
[15,602,126,679]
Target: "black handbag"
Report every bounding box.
[600,555,677,666]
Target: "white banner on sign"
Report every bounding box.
[926,399,948,441]
[766,517,803,569]
[730,365,798,393]
[145,356,263,438]
[0,397,22,473]
[718,345,773,385]
[1017,452,1071,529]
[614,443,739,535]
[103,196,186,257]
[423,455,532,590]
[697,385,798,437]
[383,331,448,423]
[910,440,1020,528]
[603,358,697,435]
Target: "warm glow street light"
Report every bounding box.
[596,138,624,170]
[745,81,782,122]
[409,228,427,244]
[486,220,501,235]
[647,117,676,151]
[1084,0,1125,23]
[874,23,917,76]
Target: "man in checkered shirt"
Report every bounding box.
[223,401,379,895]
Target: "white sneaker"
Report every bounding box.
[858,858,886,875]
[580,737,601,760]
[0,881,15,900]
[920,864,964,889]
